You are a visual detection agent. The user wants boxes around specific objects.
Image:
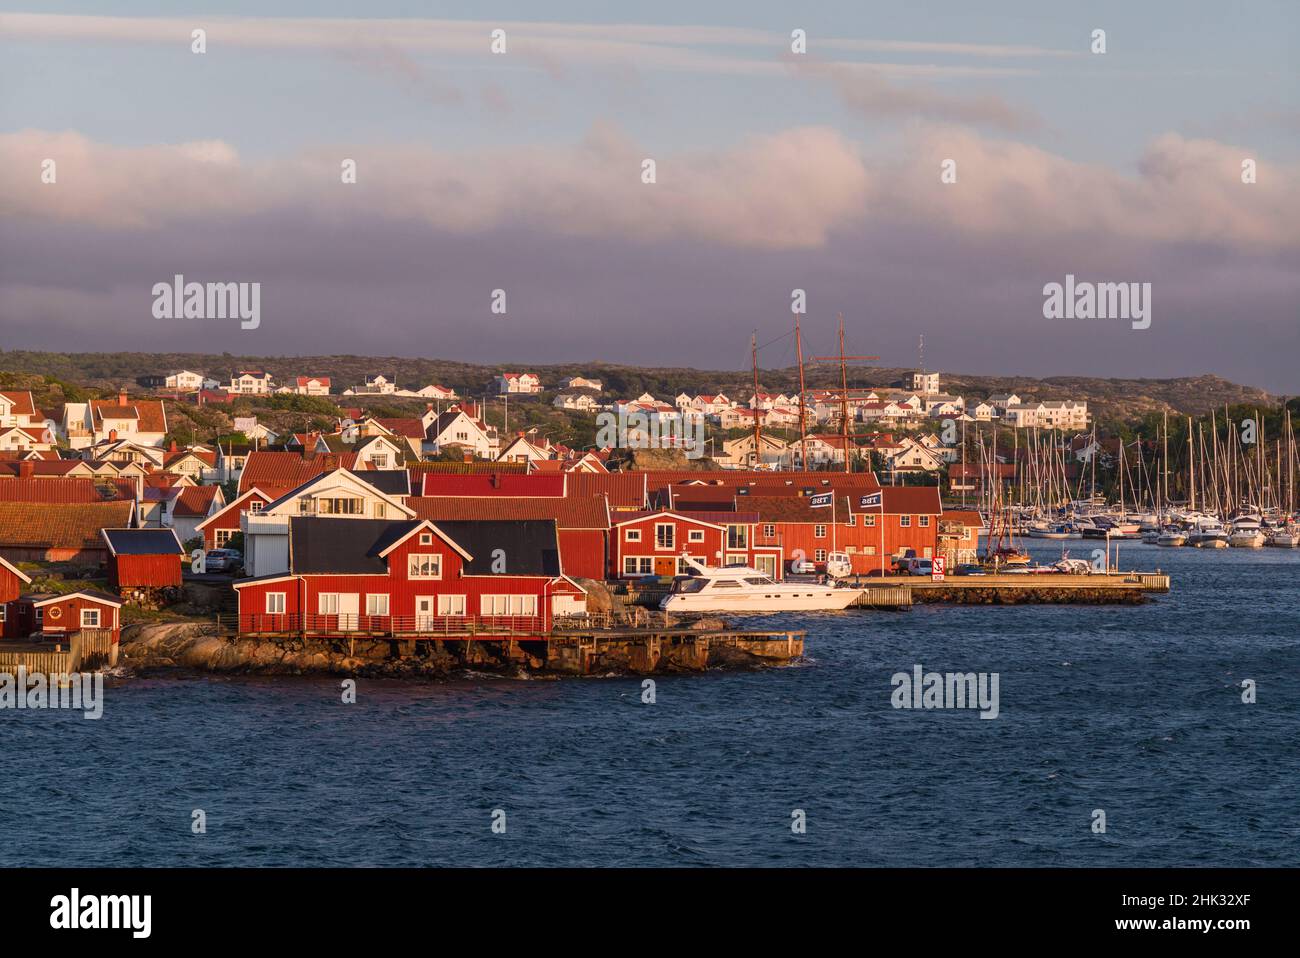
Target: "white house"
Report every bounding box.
[288,376,331,396]
[560,376,602,392]
[910,371,941,395]
[553,393,600,412]
[414,384,458,401]
[165,370,206,392]
[63,393,168,449]
[230,371,273,394]
[426,407,499,459]
[241,469,415,577]
[495,372,542,394]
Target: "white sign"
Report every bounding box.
[931,556,946,581]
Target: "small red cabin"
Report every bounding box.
[8,590,122,644]
[101,527,186,590]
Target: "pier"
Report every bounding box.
[848,572,1170,605]
[0,630,117,677]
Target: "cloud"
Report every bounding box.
[4,126,1293,253]
[0,13,1054,81]
[0,126,871,249]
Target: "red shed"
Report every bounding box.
[10,590,122,644]
[101,527,186,590]
[0,554,33,639]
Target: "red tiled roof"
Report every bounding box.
[0,461,88,478]
[238,451,361,497]
[296,376,331,387]
[409,495,609,529]
[420,474,566,497]
[375,418,426,440]
[89,397,167,433]
[0,477,130,503]
[0,391,37,417]
[0,500,135,551]
[614,509,760,526]
[172,485,221,517]
[568,472,647,510]
[405,460,528,477]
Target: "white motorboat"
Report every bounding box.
[1267,528,1300,548]
[1027,521,1072,539]
[1155,529,1187,547]
[659,557,859,613]
[1228,517,1266,548]
[1188,518,1230,548]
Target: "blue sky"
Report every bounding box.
[1,3,1297,389]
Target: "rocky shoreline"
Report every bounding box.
[118,612,799,679]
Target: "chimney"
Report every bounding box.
[18,460,34,479]
[169,440,178,453]
[118,391,128,406]
[491,473,501,489]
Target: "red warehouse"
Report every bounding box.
[610,509,783,580]
[233,516,586,636]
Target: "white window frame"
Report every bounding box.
[814,524,827,539]
[688,530,705,543]
[762,524,776,538]
[408,554,442,579]
[919,515,931,527]
[655,523,675,550]
[266,592,286,614]
[900,515,912,528]
[366,594,390,616]
[80,608,101,628]
[625,528,641,542]
[318,593,340,615]
[437,595,467,616]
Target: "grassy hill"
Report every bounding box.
[0,350,1278,431]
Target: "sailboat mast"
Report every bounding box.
[795,313,808,472]
[751,332,762,469]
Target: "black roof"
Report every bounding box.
[102,528,184,556]
[362,469,411,497]
[430,520,560,576]
[286,517,560,577]
[289,518,422,575]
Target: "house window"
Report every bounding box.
[248,501,263,512]
[623,556,653,575]
[215,529,233,546]
[815,550,827,562]
[762,524,775,539]
[366,594,389,616]
[318,593,340,615]
[625,529,641,542]
[319,497,363,515]
[80,608,101,628]
[863,515,876,527]
[814,524,827,538]
[900,515,912,527]
[408,554,441,578]
[726,525,747,549]
[437,595,466,616]
[919,515,931,527]
[266,593,286,614]
[481,595,538,616]
[688,530,705,543]
[419,533,433,545]
[298,498,312,514]
[0,606,6,623]
[655,524,675,549]
[371,454,389,468]
[374,503,387,519]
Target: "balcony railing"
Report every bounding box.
[236,612,548,637]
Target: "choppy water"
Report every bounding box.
[3,541,1297,867]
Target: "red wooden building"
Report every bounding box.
[233,516,586,636]
[6,590,122,644]
[609,509,783,579]
[0,554,33,639]
[195,488,271,550]
[101,528,186,590]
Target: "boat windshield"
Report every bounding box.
[672,578,707,594]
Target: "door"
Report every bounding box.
[337,593,360,631]
[415,596,435,631]
[654,556,677,577]
[754,554,778,578]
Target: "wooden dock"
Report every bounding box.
[846,572,1170,605]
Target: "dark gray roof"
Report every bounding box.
[429,520,560,576]
[362,469,411,497]
[102,527,184,556]
[288,518,422,575]
[286,517,560,577]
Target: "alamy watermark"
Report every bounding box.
[595,409,705,459]
[890,664,999,719]
[152,274,260,329]
[1042,274,1150,330]
[0,667,103,720]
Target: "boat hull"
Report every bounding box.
[660,589,860,613]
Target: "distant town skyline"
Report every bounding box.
[2,3,1296,392]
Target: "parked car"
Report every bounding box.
[954,564,986,576]
[205,548,243,573]
[905,558,934,576]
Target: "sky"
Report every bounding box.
[1,2,1297,391]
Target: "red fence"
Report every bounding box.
[236,612,548,637]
